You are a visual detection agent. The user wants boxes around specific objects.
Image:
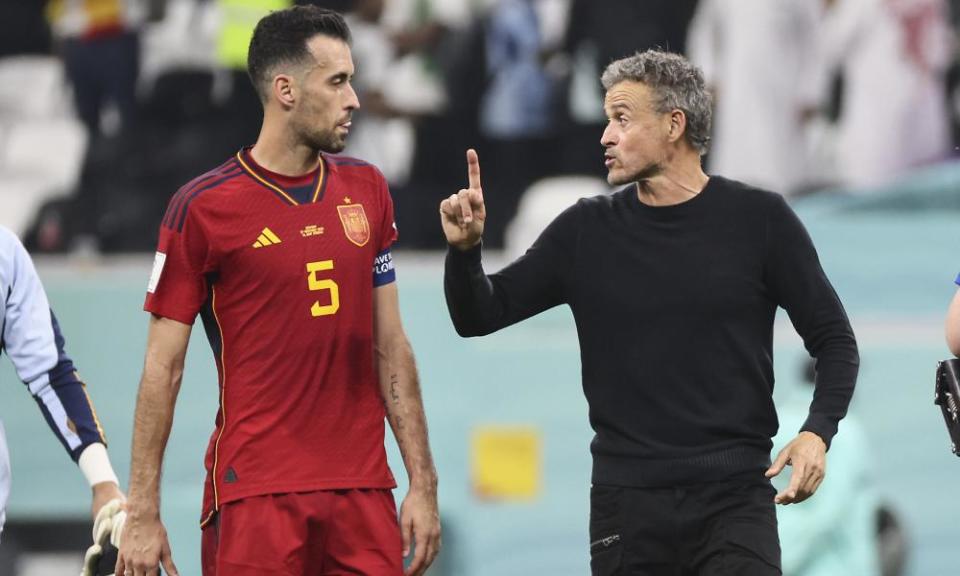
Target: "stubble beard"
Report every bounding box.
[308,128,347,154]
[607,161,661,186]
[293,114,347,154]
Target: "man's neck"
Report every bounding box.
[635,160,709,207]
[249,121,321,176]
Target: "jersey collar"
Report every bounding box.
[235,147,327,206]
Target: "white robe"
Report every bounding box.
[820,0,952,189]
[688,0,822,195]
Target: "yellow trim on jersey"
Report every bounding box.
[210,286,228,514]
[78,373,107,443]
[235,151,325,206]
[311,156,325,203]
[200,509,217,529]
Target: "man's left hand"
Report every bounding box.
[399,486,441,576]
[765,431,827,505]
[91,481,125,520]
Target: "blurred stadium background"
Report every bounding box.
[2,0,960,575]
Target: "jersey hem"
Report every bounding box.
[201,477,398,524]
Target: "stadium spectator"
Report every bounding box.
[559,0,698,177]
[342,0,415,186]
[215,0,292,147]
[442,50,859,575]
[48,0,145,139]
[478,0,560,248]
[379,0,480,248]
[687,0,823,195]
[819,0,953,189]
[118,7,440,576]
[0,225,123,541]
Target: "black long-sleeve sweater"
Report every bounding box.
[445,176,859,487]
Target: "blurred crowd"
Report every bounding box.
[0,0,958,252]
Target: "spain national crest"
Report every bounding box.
[337,202,370,247]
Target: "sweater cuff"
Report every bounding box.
[446,241,483,265]
[799,414,838,450]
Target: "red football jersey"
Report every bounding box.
[144,149,398,526]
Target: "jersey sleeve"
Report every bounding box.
[143,194,215,324]
[376,170,398,251]
[372,170,398,287]
[0,228,107,461]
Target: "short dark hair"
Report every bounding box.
[247,6,352,102]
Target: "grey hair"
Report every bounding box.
[601,49,712,155]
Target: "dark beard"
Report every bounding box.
[295,118,347,154]
[309,130,346,154]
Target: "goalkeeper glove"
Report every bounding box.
[81,498,125,576]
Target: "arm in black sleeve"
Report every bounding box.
[444,203,579,337]
[765,196,859,448]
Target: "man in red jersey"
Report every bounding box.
[117,7,440,576]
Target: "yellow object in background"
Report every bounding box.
[217,0,291,70]
[471,426,541,500]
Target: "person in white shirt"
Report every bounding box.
[818,0,953,189]
[687,0,823,195]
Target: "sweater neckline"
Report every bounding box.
[629,176,717,218]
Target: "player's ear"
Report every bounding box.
[667,109,686,144]
[273,74,296,108]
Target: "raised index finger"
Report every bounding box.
[466,148,482,191]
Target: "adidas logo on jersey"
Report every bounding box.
[252,227,282,248]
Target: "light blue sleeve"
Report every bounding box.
[1,227,106,461]
[1,227,58,384]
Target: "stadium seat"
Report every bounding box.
[0,175,62,235]
[0,118,87,235]
[0,56,69,121]
[504,175,611,259]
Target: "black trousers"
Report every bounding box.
[590,478,781,576]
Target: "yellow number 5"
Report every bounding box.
[306,260,340,317]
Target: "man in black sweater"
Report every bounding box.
[440,49,858,575]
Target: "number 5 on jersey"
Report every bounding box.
[307,260,340,317]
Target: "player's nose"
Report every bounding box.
[600,123,616,147]
[345,81,360,111]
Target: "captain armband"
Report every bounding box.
[373,248,396,287]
